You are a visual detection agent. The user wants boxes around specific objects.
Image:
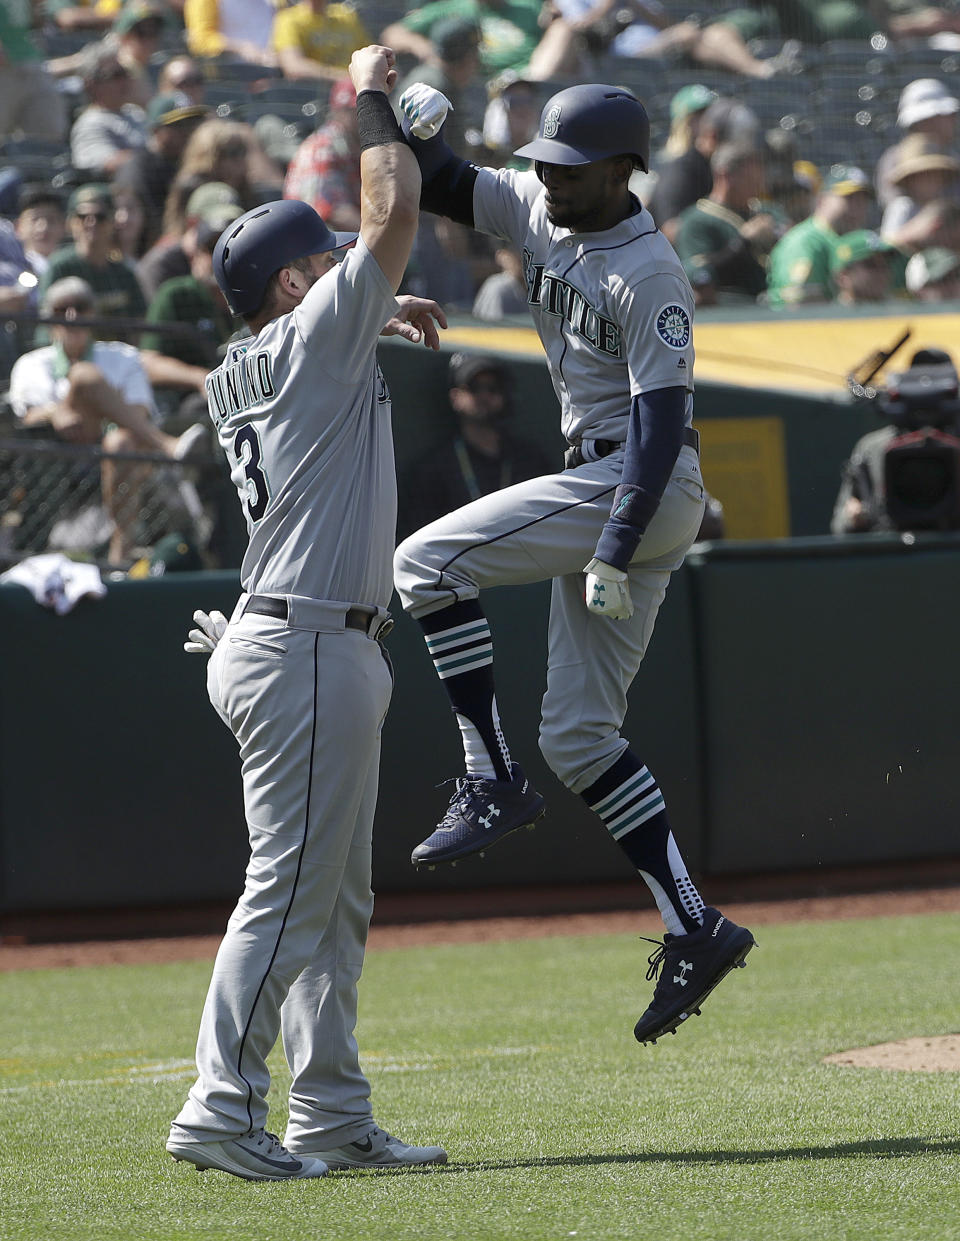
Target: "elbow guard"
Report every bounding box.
[400,116,477,226]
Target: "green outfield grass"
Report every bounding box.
[2,913,959,1241]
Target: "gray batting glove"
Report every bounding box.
[399,83,453,138]
[184,608,227,654]
[584,558,634,621]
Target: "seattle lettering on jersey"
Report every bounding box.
[206,343,276,428]
[522,247,621,357]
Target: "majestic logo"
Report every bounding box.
[542,105,562,138]
[655,303,691,351]
[673,959,693,987]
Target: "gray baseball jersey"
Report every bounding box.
[395,166,705,795]
[472,166,696,445]
[204,236,399,607]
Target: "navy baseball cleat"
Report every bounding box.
[412,762,545,866]
[633,907,755,1044]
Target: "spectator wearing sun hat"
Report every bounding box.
[113,92,211,251]
[766,164,873,307]
[876,78,960,209]
[881,135,960,246]
[829,230,897,305]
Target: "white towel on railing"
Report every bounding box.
[0,552,106,614]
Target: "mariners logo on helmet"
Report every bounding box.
[655,304,691,350]
[542,105,562,139]
[514,83,650,171]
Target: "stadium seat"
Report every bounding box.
[202,58,282,82]
[250,81,330,107]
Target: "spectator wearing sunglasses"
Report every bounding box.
[37,185,147,343]
[70,43,147,178]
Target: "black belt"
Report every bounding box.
[564,426,699,469]
[243,595,393,640]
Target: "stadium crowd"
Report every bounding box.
[3,0,960,571]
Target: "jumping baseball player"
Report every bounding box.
[394,82,755,1045]
[166,45,448,1180]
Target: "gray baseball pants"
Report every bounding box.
[394,447,704,793]
[171,599,392,1149]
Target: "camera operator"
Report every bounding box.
[832,347,960,534]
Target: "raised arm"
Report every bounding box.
[348,45,422,292]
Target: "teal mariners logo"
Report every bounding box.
[542,105,562,138]
[655,303,691,350]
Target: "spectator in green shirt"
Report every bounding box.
[142,204,239,372]
[673,141,779,304]
[38,184,147,344]
[382,0,551,80]
[766,165,873,308]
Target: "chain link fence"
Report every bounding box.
[0,425,246,574]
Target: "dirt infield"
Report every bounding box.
[3,884,959,972]
[4,884,958,1072]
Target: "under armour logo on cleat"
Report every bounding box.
[479,805,501,829]
[674,959,692,986]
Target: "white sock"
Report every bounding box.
[456,712,498,778]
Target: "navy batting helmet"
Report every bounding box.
[213,199,357,316]
[514,83,650,173]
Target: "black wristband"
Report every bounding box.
[356,89,403,151]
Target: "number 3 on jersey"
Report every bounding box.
[233,424,269,522]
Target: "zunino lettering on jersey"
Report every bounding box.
[205,342,276,429]
[522,247,621,357]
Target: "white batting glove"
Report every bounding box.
[398,83,453,139]
[584,558,634,621]
[184,608,227,654]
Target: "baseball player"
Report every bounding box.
[394,82,755,1044]
[166,45,448,1180]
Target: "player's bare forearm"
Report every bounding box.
[381,296,447,349]
[350,45,421,289]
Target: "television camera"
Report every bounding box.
[847,331,960,532]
